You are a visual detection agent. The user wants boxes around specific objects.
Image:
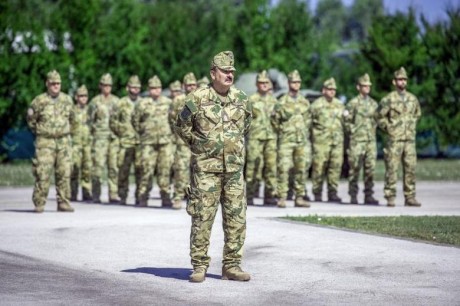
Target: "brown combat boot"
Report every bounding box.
[350,195,358,204]
[263,197,277,206]
[161,191,172,207]
[405,198,421,207]
[328,194,342,203]
[386,197,395,207]
[277,198,286,208]
[294,196,310,208]
[136,198,148,207]
[172,199,182,210]
[222,266,250,281]
[109,196,120,204]
[189,267,207,283]
[57,203,74,212]
[247,197,254,206]
[314,193,322,202]
[364,195,379,205]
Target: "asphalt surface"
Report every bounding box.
[1,181,459,305]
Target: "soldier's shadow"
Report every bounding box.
[121,267,220,281]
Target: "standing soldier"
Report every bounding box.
[169,72,197,209]
[376,67,422,207]
[271,70,311,208]
[110,75,141,205]
[70,85,92,202]
[310,78,345,203]
[175,51,251,283]
[197,76,210,88]
[245,70,278,206]
[27,70,75,213]
[169,80,183,100]
[133,75,174,207]
[87,73,120,204]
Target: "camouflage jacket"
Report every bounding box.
[110,96,140,147]
[87,94,119,139]
[175,85,252,173]
[310,96,345,145]
[169,93,187,145]
[71,104,91,145]
[133,95,173,145]
[376,90,421,142]
[344,95,378,142]
[248,92,277,140]
[271,94,311,143]
[27,92,74,138]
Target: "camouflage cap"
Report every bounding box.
[197,76,210,88]
[211,51,236,71]
[323,77,337,89]
[100,73,113,85]
[256,70,270,83]
[183,72,197,85]
[127,75,141,88]
[394,67,408,79]
[288,70,301,82]
[169,80,182,91]
[358,73,372,86]
[76,85,88,96]
[47,70,61,83]
[148,75,162,88]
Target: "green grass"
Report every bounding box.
[284,215,460,246]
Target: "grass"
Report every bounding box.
[284,215,460,246]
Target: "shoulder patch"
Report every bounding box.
[185,100,198,113]
[180,106,193,120]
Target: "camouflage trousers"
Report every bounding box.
[138,143,172,201]
[91,137,119,201]
[277,141,308,199]
[173,144,191,201]
[347,140,377,197]
[245,138,277,198]
[311,142,343,196]
[32,136,72,208]
[187,169,246,269]
[288,141,312,199]
[117,145,138,203]
[383,140,417,199]
[71,142,92,200]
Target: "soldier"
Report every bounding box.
[87,73,120,203]
[344,74,379,205]
[271,70,311,208]
[27,70,75,213]
[133,75,173,207]
[245,70,278,206]
[110,75,141,205]
[310,78,345,203]
[197,76,210,88]
[376,67,422,207]
[70,85,92,202]
[169,80,183,100]
[169,72,197,209]
[175,51,251,283]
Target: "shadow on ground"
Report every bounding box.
[121,267,221,281]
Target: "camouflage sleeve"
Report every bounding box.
[87,100,95,127]
[243,97,252,136]
[304,100,312,130]
[414,97,422,120]
[175,99,197,146]
[132,100,142,133]
[375,98,390,132]
[68,96,76,131]
[109,102,121,136]
[26,98,39,134]
[343,101,355,134]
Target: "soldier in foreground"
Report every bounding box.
[27,70,75,213]
[376,67,422,207]
[344,74,379,205]
[175,51,252,283]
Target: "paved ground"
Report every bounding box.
[1,181,459,305]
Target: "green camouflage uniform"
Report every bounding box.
[27,70,74,210]
[70,85,92,201]
[175,51,251,270]
[376,68,421,202]
[311,78,345,200]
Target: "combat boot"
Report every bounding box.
[350,195,358,204]
[172,199,182,210]
[405,198,421,207]
[222,266,250,281]
[82,193,92,202]
[92,197,102,204]
[57,203,75,212]
[109,196,120,204]
[277,198,286,208]
[263,197,277,206]
[303,194,311,201]
[34,206,45,213]
[364,195,379,205]
[314,193,322,202]
[294,196,310,208]
[247,197,254,206]
[160,191,172,207]
[136,198,148,207]
[119,198,127,205]
[189,266,207,283]
[328,194,342,203]
[386,197,395,207]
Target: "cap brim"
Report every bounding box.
[360,82,372,86]
[218,66,236,72]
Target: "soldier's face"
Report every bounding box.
[170,90,182,98]
[100,84,112,95]
[149,87,162,99]
[77,95,88,105]
[394,78,407,91]
[46,81,61,96]
[185,83,197,94]
[289,81,301,92]
[211,68,234,89]
[358,84,371,96]
[257,81,270,94]
[323,88,336,100]
[127,86,141,97]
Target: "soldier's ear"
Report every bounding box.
[356,84,360,92]
[392,79,396,86]
[210,69,216,81]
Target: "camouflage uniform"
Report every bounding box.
[87,73,120,203]
[110,76,141,205]
[70,85,92,201]
[197,76,210,88]
[271,70,311,207]
[133,76,173,206]
[311,78,345,202]
[376,67,421,206]
[175,51,251,280]
[27,70,74,212]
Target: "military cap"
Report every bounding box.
[76,85,88,96]
[100,73,113,85]
[323,77,337,89]
[256,70,270,83]
[358,73,372,86]
[47,70,61,83]
[148,75,162,88]
[169,80,182,91]
[127,75,141,88]
[197,76,210,88]
[211,51,236,71]
[288,70,301,82]
[394,67,408,79]
[183,72,197,85]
